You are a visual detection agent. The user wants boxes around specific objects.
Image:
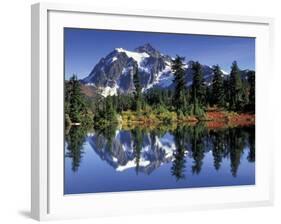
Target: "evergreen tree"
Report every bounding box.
[116,94,134,112]
[191,61,205,115]
[105,96,116,122]
[93,95,118,128]
[133,67,142,112]
[171,56,187,112]
[248,71,255,112]
[212,65,225,107]
[65,74,90,124]
[240,80,249,110]
[229,61,243,110]
[223,77,231,109]
[205,86,212,107]
[191,61,205,103]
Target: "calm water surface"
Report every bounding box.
[64,124,255,194]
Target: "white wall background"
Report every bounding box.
[0,0,280,223]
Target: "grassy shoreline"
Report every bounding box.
[66,108,255,131]
[120,109,254,128]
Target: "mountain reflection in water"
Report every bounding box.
[64,124,255,194]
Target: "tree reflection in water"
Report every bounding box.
[171,125,187,181]
[131,127,143,174]
[65,125,88,172]
[65,123,255,179]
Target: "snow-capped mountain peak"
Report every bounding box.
[82,44,173,96]
[134,43,162,58]
[114,47,150,67]
[82,43,250,97]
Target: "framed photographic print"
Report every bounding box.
[31,2,274,221]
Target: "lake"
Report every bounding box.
[64,124,255,194]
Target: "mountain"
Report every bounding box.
[82,43,174,96]
[81,43,252,97]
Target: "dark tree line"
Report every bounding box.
[65,75,92,126]
[170,57,255,115]
[65,58,255,128]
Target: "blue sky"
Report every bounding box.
[64,28,255,80]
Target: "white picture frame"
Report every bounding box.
[31,2,274,221]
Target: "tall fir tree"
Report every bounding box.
[223,77,231,109]
[205,86,212,107]
[171,55,187,112]
[133,67,142,112]
[212,65,225,107]
[65,74,88,124]
[191,62,205,103]
[240,80,249,110]
[248,71,255,112]
[191,61,205,115]
[229,61,243,111]
[105,96,116,122]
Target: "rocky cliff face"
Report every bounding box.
[82,43,174,96]
[82,43,253,97]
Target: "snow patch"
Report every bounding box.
[100,85,118,97]
[111,57,118,63]
[115,48,150,67]
[85,83,96,87]
[121,66,134,76]
[142,62,173,91]
[221,69,229,75]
